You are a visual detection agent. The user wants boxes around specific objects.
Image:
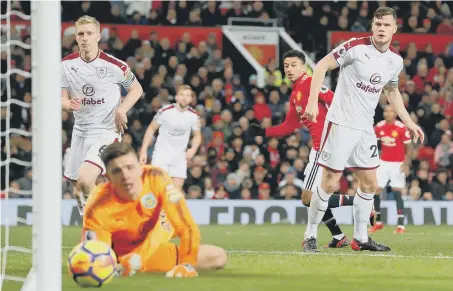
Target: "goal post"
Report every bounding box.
[25,1,62,291]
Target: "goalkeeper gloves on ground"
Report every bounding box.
[249,123,265,137]
[116,253,141,277]
[165,264,198,278]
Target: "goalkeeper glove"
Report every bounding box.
[116,253,141,277]
[249,123,265,137]
[165,264,198,278]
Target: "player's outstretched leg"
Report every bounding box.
[303,169,343,252]
[302,190,349,247]
[322,208,350,248]
[352,171,390,252]
[392,188,406,234]
[369,189,384,233]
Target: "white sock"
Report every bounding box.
[353,189,375,243]
[333,234,345,240]
[305,187,331,239]
[76,194,86,217]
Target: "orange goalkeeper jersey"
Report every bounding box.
[83,165,200,266]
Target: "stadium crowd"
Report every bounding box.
[2,1,453,202]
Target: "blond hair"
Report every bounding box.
[75,15,100,32]
[177,85,193,94]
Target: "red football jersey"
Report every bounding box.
[374,120,411,162]
[265,72,334,151]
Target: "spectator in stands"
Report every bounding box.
[430,169,453,200]
[434,134,453,168]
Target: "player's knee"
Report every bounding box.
[359,180,377,194]
[301,190,312,207]
[321,170,341,193]
[76,176,96,195]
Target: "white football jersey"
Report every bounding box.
[61,50,135,136]
[153,104,200,156]
[327,37,403,132]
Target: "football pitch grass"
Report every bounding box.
[2,225,453,291]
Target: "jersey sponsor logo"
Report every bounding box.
[141,193,157,209]
[81,97,105,105]
[370,73,382,85]
[391,130,398,137]
[381,136,396,146]
[297,91,302,101]
[96,67,107,78]
[356,82,381,94]
[82,84,95,96]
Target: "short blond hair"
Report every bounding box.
[177,85,192,94]
[75,15,100,32]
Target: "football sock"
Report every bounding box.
[76,193,86,217]
[353,189,374,243]
[374,194,381,222]
[394,190,405,227]
[328,194,354,208]
[322,208,344,238]
[305,187,330,239]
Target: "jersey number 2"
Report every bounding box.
[370,145,378,158]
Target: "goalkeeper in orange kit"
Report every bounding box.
[82,142,227,278]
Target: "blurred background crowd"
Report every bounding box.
[1,1,453,202]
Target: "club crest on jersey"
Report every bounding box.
[321,151,331,161]
[387,58,395,70]
[141,193,157,209]
[297,91,302,101]
[96,67,107,78]
[392,130,398,137]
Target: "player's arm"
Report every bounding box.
[119,78,143,113]
[61,63,80,111]
[384,82,425,143]
[115,65,143,132]
[82,197,112,245]
[306,42,350,122]
[403,128,413,167]
[139,120,160,164]
[258,98,300,137]
[383,84,412,125]
[61,88,71,109]
[160,174,201,266]
[308,54,339,105]
[187,117,202,159]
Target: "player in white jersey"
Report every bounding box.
[139,85,201,189]
[61,16,143,217]
[303,7,424,252]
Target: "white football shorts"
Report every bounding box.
[63,131,121,180]
[317,121,380,172]
[376,160,405,189]
[151,151,187,179]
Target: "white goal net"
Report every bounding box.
[1,1,61,291]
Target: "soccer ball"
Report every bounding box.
[67,240,117,288]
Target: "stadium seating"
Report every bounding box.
[2,0,453,201]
